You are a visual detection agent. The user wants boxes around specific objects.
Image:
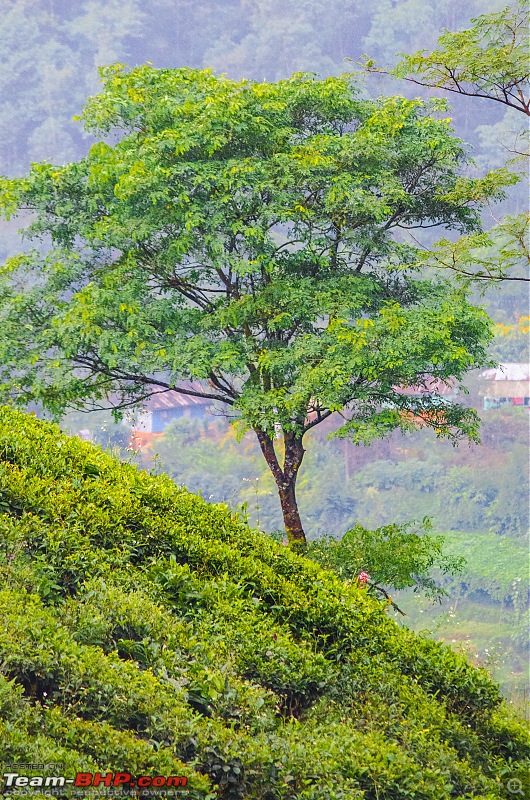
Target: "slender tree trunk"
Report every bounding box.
[255,428,306,548]
[277,480,305,546]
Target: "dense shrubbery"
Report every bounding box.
[0,407,528,799]
[306,520,465,602]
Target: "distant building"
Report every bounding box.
[396,378,459,403]
[132,386,212,433]
[377,379,458,425]
[479,363,530,410]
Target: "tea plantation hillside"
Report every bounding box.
[0,408,528,800]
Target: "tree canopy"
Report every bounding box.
[367,0,529,116]
[0,68,514,544]
[364,1,529,285]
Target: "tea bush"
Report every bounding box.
[0,408,528,799]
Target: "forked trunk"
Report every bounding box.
[255,429,306,548]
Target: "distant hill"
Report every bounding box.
[0,407,528,799]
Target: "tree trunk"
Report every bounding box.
[277,479,306,547]
[255,429,307,548]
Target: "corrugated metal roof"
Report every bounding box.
[480,363,530,382]
[146,386,212,411]
[397,379,457,396]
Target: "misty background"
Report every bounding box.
[1,0,528,704]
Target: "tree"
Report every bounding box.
[0,67,513,546]
[365,1,529,116]
[412,212,529,283]
[363,1,529,283]
[306,519,465,613]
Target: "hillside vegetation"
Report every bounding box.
[0,407,528,799]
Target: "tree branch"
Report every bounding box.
[303,408,333,432]
[255,428,284,484]
[72,356,235,405]
[365,67,530,116]
[368,581,406,616]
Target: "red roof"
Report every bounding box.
[145,385,212,411]
[396,378,457,397]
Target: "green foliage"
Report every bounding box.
[489,316,530,362]
[0,407,528,797]
[0,69,508,452]
[0,0,143,177]
[386,1,529,117]
[365,1,528,286]
[0,67,511,543]
[413,213,529,284]
[434,530,529,612]
[306,519,465,601]
[149,417,260,507]
[336,455,527,541]
[126,410,529,544]
[0,0,511,177]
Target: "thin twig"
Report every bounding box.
[368,582,406,616]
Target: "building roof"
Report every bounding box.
[397,378,457,396]
[479,363,530,399]
[480,363,530,382]
[145,386,212,411]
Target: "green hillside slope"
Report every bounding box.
[0,408,528,800]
